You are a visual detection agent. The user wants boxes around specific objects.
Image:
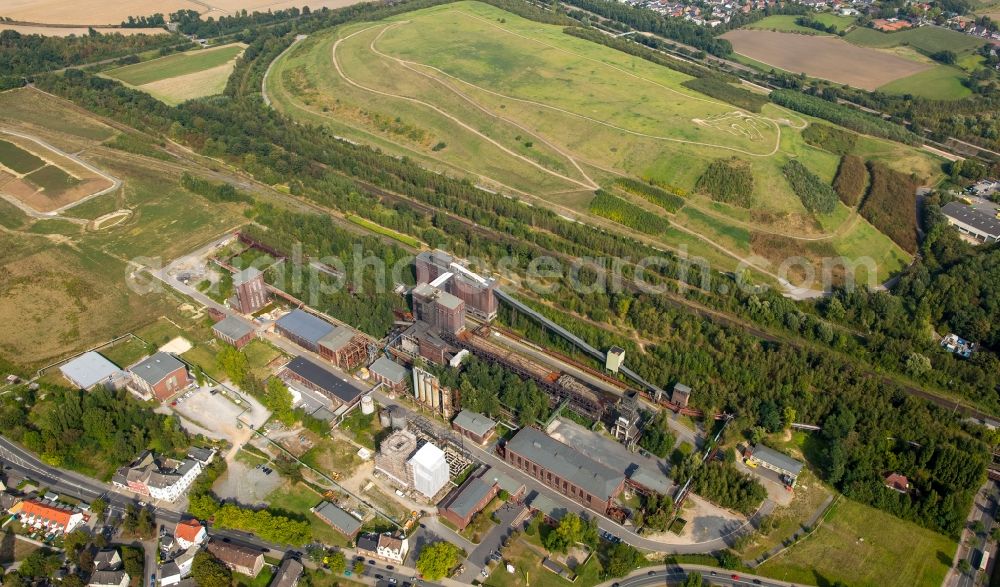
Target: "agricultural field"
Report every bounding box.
[268,1,940,286]
[721,29,931,89]
[878,64,972,100]
[758,497,956,587]
[0,0,366,27]
[104,43,246,105]
[0,132,116,214]
[0,87,247,370]
[746,14,855,35]
[845,25,988,56]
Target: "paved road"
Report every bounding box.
[595,564,806,587]
[949,479,997,587]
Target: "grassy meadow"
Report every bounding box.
[758,497,957,587]
[0,88,247,370]
[104,43,245,105]
[267,1,943,284]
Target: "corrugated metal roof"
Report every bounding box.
[942,201,1000,237]
[59,351,122,389]
[318,326,355,352]
[507,427,625,502]
[276,309,334,347]
[283,356,362,404]
[751,445,803,476]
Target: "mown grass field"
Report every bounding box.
[104,43,245,105]
[759,497,956,587]
[105,44,245,86]
[747,14,855,34]
[846,25,987,56]
[879,63,972,100]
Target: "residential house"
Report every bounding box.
[885,472,910,493]
[12,499,84,534]
[207,540,265,577]
[87,570,129,587]
[112,451,204,503]
[269,558,304,587]
[93,549,122,571]
[174,519,207,550]
[356,534,409,565]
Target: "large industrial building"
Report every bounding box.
[127,352,190,402]
[232,267,269,314]
[415,249,498,321]
[274,309,368,370]
[502,427,626,514]
[279,356,364,413]
[941,201,1000,243]
[373,429,450,499]
[59,351,125,391]
[411,283,466,335]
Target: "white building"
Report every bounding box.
[408,443,449,499]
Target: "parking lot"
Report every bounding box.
[212,458,282,505]
[169,385,270,442]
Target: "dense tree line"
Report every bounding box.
[502,294,990,536]
[801,123,857,156]
[770,90,920,145]
[589,190,670,235]
[613,178,684,213]
[681,76,769,113]
[559,0,733,57]
[122,14,166,28]
[783,159,838,214]
[241,204,412,337]
[696,157,754,208]
[434,357,550,426]
[0,383,188,479]
[832,155,868,207]
[0,29,180,76]
[180,172,253,204]
[795,15,841,34]
[890,196,1000,349]
[858,161,919,253]
[638,409,676,458]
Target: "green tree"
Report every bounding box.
[264,378,295,424]
[328,550,346,574]
[89,497,108,521]
[682,573,703,587]
[603,542,641,578]
[192,551,232,587]
[352,561,365,575]
[415,541,462,581]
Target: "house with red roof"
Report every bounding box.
[884,472,910,494]
[174,519,207,550]
[11,499,84,534]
